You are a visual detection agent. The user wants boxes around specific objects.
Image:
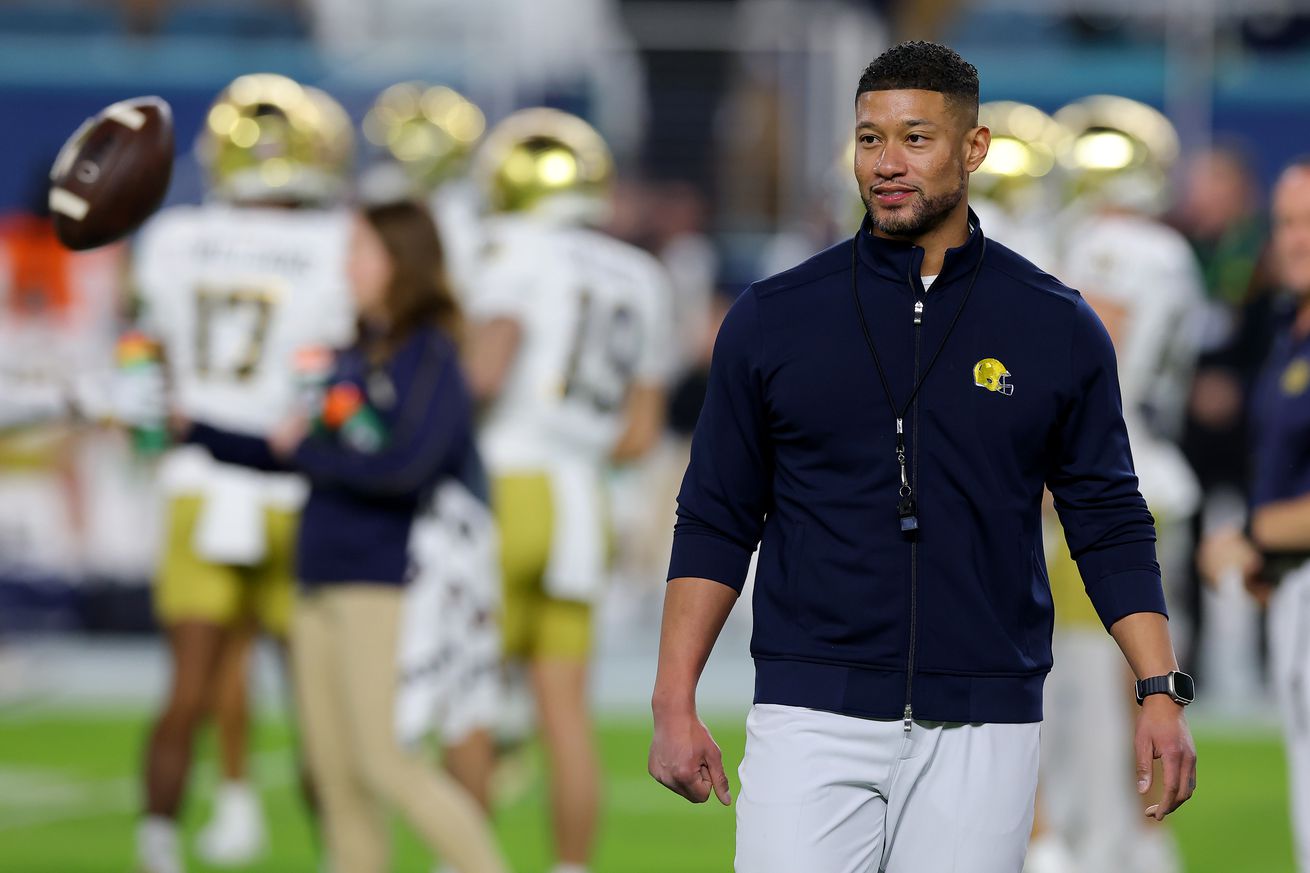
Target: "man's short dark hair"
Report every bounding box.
[856,41,979,122]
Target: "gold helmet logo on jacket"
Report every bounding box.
[475,107,613,225]
[1282,358,1310,397]
[974,358,1014,395]
[197,73,354,206]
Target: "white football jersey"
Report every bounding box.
[1061,212,1204,442]
[133,204,354,501]
[971,196,1059,274]
[430,179,486,302]
[0,225,124,431]
[470,217,676,470]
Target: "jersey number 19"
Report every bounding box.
[561,288,641,414]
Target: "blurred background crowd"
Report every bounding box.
[2,1,1310,872]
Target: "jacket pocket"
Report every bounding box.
[1028,542,1055,663]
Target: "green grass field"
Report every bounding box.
[0,707,1291,872]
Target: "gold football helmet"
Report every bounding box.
[362,82,485,192]
[974,358,1014,395]
[475,108,613,222]
[1053,95,1179,215]
[973,101,1069,211]
[197,73,354,205]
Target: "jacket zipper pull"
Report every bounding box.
[903,704,913,733]
[913,300,923,325]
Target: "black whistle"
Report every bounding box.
[898,495,919,534]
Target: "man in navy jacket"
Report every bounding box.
[648,41,1197,872]
[1201,160,1310,873]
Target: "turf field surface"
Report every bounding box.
[0,707,1289,872]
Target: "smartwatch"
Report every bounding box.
[1135,671,1196,706]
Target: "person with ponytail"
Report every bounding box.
[180,200,509,873]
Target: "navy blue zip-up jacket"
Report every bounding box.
[668,212,1166,724]
[188,325,478,587]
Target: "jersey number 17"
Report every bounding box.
[194,284,277,382]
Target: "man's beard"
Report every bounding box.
[864,175,967,239]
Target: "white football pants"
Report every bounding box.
[735,704,1040,873]
[1270,566,1310,873]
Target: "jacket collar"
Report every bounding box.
[854,205,986,289]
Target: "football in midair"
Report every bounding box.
[48,96,174,251]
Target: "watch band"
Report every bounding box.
[1136,675,1173,703]
[1135,671,1195,706]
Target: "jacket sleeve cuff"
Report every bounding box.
[290,439,335,480]
[667,530,753,592]
[1078,543,1169,631]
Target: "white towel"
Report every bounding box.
[396,509,446,747]
[193,467,268,566]
[543,457,607,603]
[396,480,502,747]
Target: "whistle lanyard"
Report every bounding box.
[848,234,987,533]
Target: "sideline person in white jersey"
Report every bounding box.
[464,108,675,873]
[1032,95,1204,873]
[132,75,355,873]
[650,42,1196,873]
[0,214,142,582]
[359,80,506,819]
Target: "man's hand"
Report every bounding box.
[1134,696,1197,821]
[1197,526,1259,587]
[649,578,738,805]
[1198,526,1270,605]
[649,707,732,806]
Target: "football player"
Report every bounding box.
[360,81,487,291]
[132,75,355,873]
[962,103,1078,873]
[969,100,1066,271]
[0,190,140,706]
[464,108,676,873]
[1032,96,1203,873]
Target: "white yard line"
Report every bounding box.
[0,749,295,833]
[0,748,713,833]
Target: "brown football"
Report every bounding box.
[48,96,174,251]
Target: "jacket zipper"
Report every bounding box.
[905,281,924,733]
